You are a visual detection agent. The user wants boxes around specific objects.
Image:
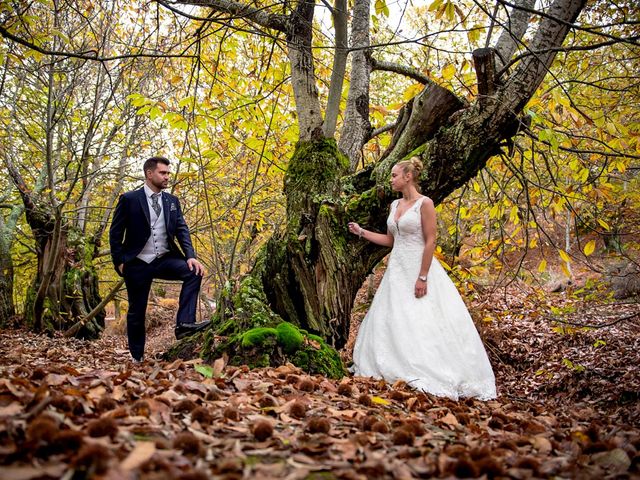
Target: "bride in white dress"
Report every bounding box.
[348,157,496,400]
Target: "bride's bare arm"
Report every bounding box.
[419,197,437,277]
[347,221,394,247]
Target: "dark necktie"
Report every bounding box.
[151,193,161,217]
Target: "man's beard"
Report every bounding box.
[151,179,167,190]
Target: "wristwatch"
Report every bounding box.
[418,275,427,282]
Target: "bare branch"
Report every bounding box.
[0,25,199,62]
[368,121,398,141]
[370,57,431,85]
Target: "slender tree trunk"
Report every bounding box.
[322,0,348,138]
[286,0,324,140]
[339,0,371,169]
[0,238,15,324]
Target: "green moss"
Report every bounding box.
[284,138,349,214]
[241,327,278,348]
[276,321,304,353]
[317,203,348,258]
[206,321,345,379]
[291,340,345,380]
[307,334,324,343]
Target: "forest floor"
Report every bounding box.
[1,268,639,479]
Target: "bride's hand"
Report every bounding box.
[415,279,427,298]
[347,222,362,236]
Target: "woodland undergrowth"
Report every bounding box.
[0,266,638,479]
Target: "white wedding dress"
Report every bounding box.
[352,197,497,400]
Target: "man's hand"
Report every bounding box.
[187,258,205,276]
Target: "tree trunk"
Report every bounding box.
[286,0,324,140]
[0,210,20,325]
[24,211,105,339]
[0,242,15,325]
[339,0,371,169]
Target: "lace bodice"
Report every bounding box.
[388,197,427,250]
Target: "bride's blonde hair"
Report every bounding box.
[396,156,423,187]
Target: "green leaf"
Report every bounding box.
[428,0,444,11]
[195,364,214,378]
[374,0,388,16]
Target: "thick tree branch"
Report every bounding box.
[171,0,289,32]
[498,0,588,116]
[497,36,640,76]
[370,58,431,85]
[497,0,638,45]
[368,121,398,141]
[493,0,535,71]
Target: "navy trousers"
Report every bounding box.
[123,254,202,359]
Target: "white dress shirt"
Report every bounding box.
[137,183,170,263]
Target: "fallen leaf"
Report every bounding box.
[120,441,156,470]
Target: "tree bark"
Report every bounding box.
[24,215,106,338]
[286,1,324,140]
[494,0,536,72]
[473,48,497,106]
[322,0,348,138]
[339,0,371,170]
[0,230,15,325]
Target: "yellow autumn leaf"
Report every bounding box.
[509,205,520,225]
[538,259,547,273]
[402,83,423,102]
[558,249,571,263]
[370,396,390,406]
[560,262,572,278]
[442,63,456,81]
[583,240,596,256]
[597,218,610,231]
[428,0,443,11]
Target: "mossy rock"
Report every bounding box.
[209,321,345,379]
[276,321,304,353]
[241,327,278,348]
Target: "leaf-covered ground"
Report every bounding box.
[1,286,639,479]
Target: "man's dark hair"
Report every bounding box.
[143,156,170,176]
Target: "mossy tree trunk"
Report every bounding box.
[209,81,519,350]
[0,240,15,325]
[22,204,105,339]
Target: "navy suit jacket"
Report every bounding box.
[109,187,196,275]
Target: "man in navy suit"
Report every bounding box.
[109,156,210,362]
